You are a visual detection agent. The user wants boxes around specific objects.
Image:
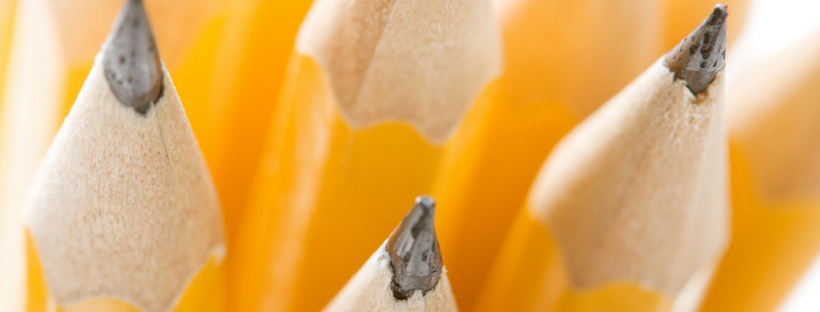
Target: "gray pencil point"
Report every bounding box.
[103,0,163,115]
[386,195,443,300]
[665,4,728,95]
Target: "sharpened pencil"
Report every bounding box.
[323,196,457,312]
[432,1,660,308]
[474,6,729,312]
[22,1,226,311]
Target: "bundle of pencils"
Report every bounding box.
[1,0,819,311]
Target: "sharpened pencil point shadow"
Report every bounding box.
[386,195,443,300]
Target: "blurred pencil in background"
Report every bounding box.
[432,0,660,309]
[0,0,17,307]
[323,196,457,312]
[474,6,729,311]
[0,0,12,102]
[698,27,820,312]
[186,0,313,241]
[229,0,502,310]
[22,1,226,311]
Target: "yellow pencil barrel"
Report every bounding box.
[699,28,820,312]
[0,0,14,100]
[198,0,313,242]
[475,210,674,312]
[26,230,228,312]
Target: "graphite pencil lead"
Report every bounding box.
[665,4,728,95]
[103,0,162,115]
[386,196,443,300]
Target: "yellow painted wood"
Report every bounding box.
[699,29,820,312]
[26,230,226,312]
[185,0,314,241]
[0,0,15,101]
[475,210,673,312]
[697,146,820,312]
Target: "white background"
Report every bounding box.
[732,0,820,311]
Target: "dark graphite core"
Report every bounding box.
[665,4,728,95]
[386,196,443,300]
[103,0,163,115]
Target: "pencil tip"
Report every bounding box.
[103,0,162,115]
[665,4,728,94]
[386,196,443,300]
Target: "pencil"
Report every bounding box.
[0,0,13,99]
[22,1,226,311]
[199,0,314,241]
[229,0,502,310]
[698,27,820,312]
[323,196,457,312]
[474,5,729,312]
[662,0,749,50]
[0,0,18,308]
[0,0,72,308]
[0,1,231,308]
[433,0,660,309]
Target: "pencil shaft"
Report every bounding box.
[475,210,674,312]
[204,0,314,244]
[0,0,19,309]
[699,29,820,312]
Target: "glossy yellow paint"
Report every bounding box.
[698,146,820,312]
[475,209,673,312]
[25,229,47,312]
[230,54,497,312]
[26,230,226,312]
[433,0,660,309]
[192,0,313,241]
[699,28,820,312]
[171,15,227,168]
[59,64,93,124]
[661,0,749,51]
[433,84,577,310]
[0,0,15,101]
